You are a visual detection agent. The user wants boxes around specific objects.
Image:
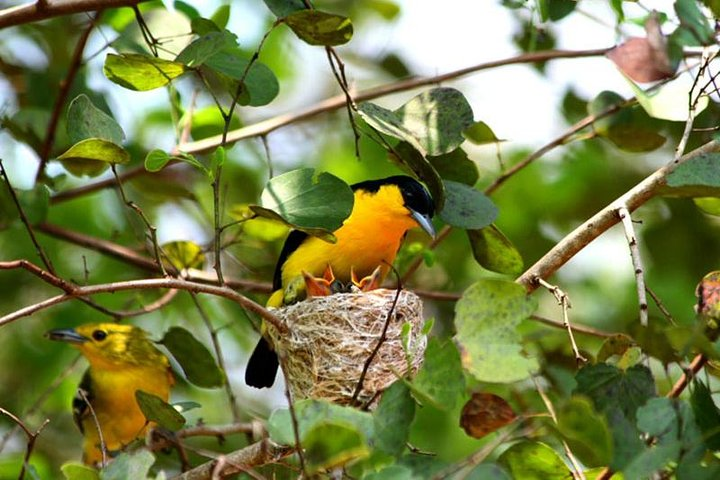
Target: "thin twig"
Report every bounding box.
[430,423,520,480]
[532,377,586,480]
[618,206,648,327]
[0,160,55,274]
[36,11,101,182]
[77,388,107,467]
[0,0,146,29]
[536,278,586,364]
[189,293,241,422]
[353,267,403,406]
[596,353,708,480]
[0,270,284,332]
[0,354,82,454]
[35,222,273,292]
[170,439,292,480]
[284,386,307,478]
[0,408,49,480]
[50,48,612,205]
[111,165,168,277]
[530,314,616,338]
[517,140,720,292]
[646,286,675,325]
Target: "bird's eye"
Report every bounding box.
[92,330,107,341]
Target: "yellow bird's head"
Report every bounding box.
[351,175,436,238]
[46,323,169,371]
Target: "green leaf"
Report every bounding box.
[144,149,171,172]
[454,279,538,383]
[67,94,125,145]
[574,363,655,423]
[588,90,665,152]
[304,421,370,474]
[666,153,720,195]
[466,225,524,275]
[358,102,426,154]
[690,380,720,450]
[408,338,465,411]
[175,31,236,67]
[61,463,100,480]
[263,0,306,18]
[439,180,497,229]
[626,75,709,122]
[173,401,202,413]
[396,87,475,156]
[99,450,155,480]
[428,148,479,186]
[162,240,205,270]
[191,17,221,35]
[373,381,416,457]
[694,197,720,216]
[250,168,354,240]
[58,138,131,177]
[284,10,354,46]
[267,399,374,446]
[391,142,446,212]
[363,465,415,480]
[160,327,224,388]
[103,54,187,91]
[538,0,576,21]
[556,396,613,467]
[625,397,706,479]
[17,185,50,225]
[465,463,512,480]
[498,441,570,480]
[210,4,230,28]
[463,121,504,145]
[665,325,720,360]
[574,363,655,469]
[675,0,715,45]
[204,49,279,106]
[135,390,186,431]
[629,321,681,365]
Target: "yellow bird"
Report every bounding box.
[245,175,436,388]
[47,323,174,465]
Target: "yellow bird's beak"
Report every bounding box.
[411,209,436,239]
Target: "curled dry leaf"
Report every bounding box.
[460,392,517,439]
[606,37,675,83]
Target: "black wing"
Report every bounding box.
[72,369,93,434]
[272,229,309,290]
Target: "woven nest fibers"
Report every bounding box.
[266,288,427,406]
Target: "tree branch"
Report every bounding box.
[51,48,611,204]
[36,10,100,182]
[35,222,273,293]
[0,0,145,29]
[0,270,284,332]
[517,139,720,292]
[170,439,292,480]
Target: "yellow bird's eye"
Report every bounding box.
[91,330,107,341]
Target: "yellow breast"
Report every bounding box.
[281,184,417,286]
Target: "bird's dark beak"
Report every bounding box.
[46,328,88,344]
[411,210,436,239]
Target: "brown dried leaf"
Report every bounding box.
[606,36,674,83]
[460,392,517,438]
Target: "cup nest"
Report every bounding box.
[266,288,427,406]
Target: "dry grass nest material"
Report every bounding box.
[266,288,427,406]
